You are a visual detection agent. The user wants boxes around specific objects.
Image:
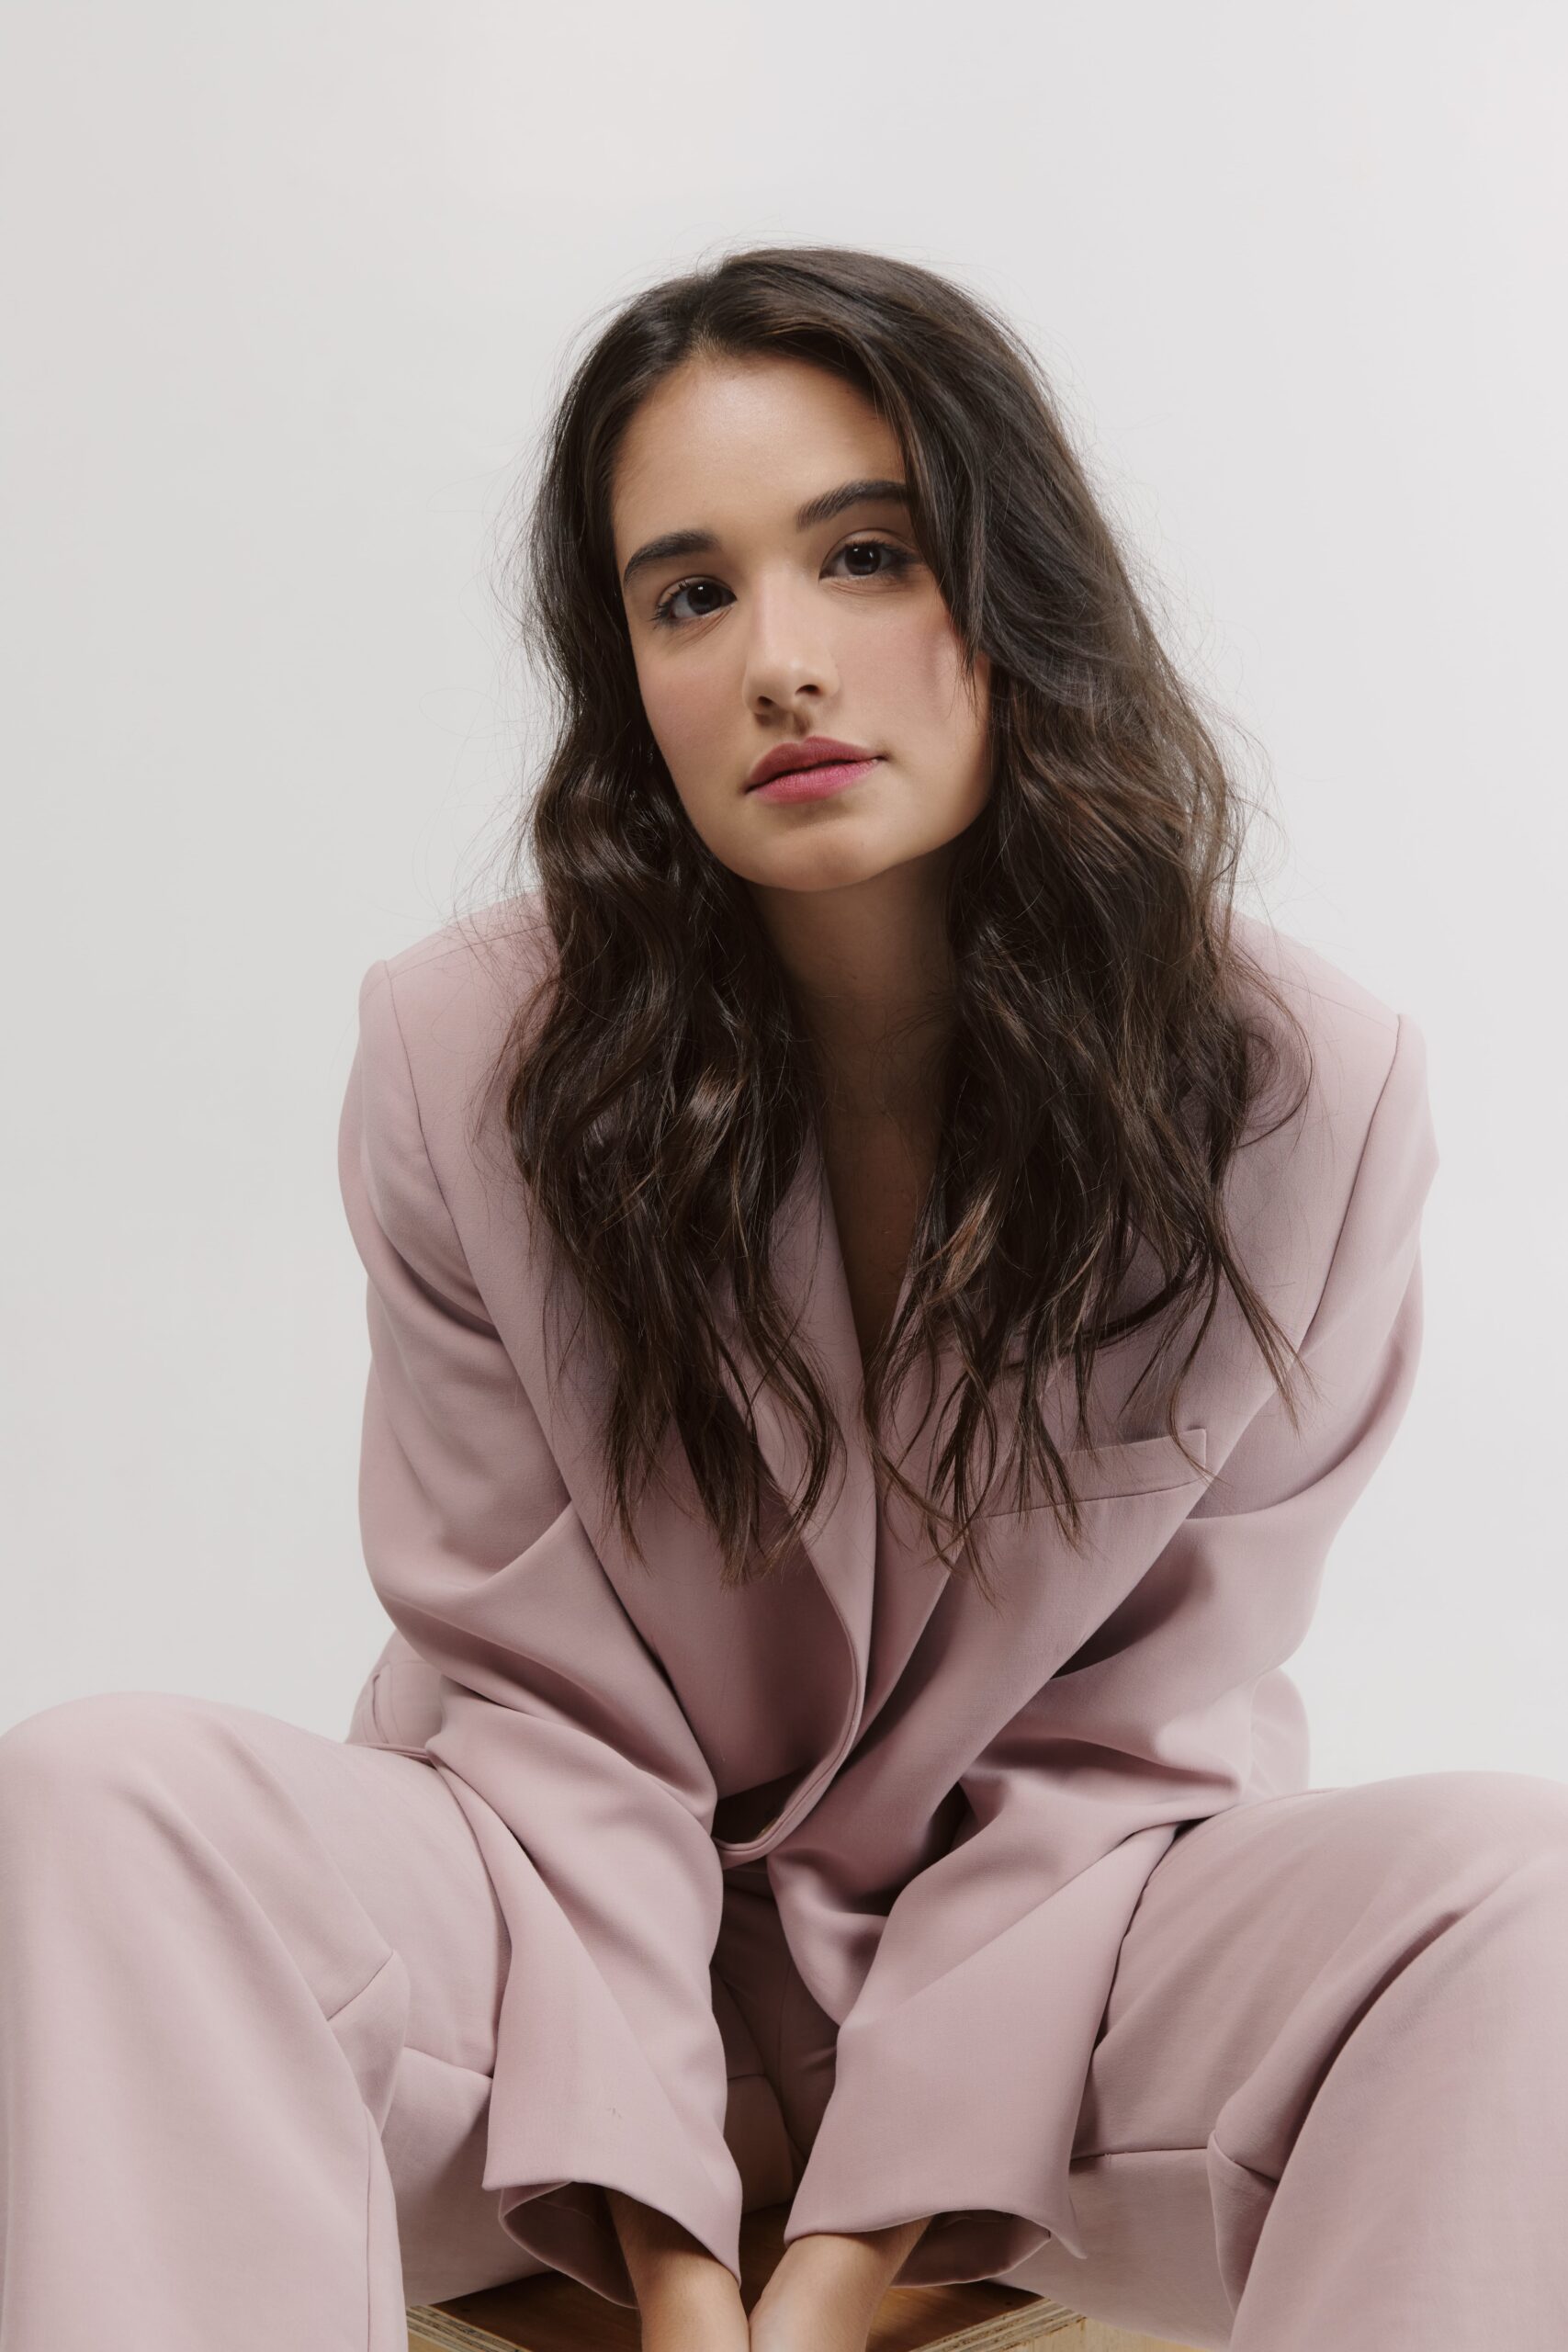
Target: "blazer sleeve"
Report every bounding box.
[337,956,743,2307]
[784,1010,1440,2289]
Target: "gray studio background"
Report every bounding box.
[5,2,1563,1782]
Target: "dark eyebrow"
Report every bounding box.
[619,476,911,593]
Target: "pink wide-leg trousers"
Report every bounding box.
[1,1687,1565,2352]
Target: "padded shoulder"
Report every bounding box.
[1226,906,1406,1139]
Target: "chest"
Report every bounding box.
[820,1110,938,1380]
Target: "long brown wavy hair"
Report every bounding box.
[460,242,1317,1606]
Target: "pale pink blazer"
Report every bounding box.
[336,893,1438,2301]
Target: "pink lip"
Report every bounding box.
[747,756,882,804]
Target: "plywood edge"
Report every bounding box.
[902,2296,1086,2346]
[408,2308,522,2352]
[408,2291,1201,2352]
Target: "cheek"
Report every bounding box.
[637,665,716,776]
[895,610,990,787]
[889,606,976,726]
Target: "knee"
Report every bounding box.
[1363,1768,1568,1891]
[0,1690,232,1838]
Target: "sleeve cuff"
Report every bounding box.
[433,1763,746,2307]
[783,1828,1180,2282]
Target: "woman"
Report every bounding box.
[3,245,1563,2352]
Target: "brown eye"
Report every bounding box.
[837,538,913,581]
[650,577,733,629]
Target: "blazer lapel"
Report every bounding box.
[709,1130,975,1747]
[709,1148,1212,1789]
[711,1134,878,1727]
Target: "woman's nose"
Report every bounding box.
[740,579,840,709]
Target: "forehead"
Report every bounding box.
[609,355,901,544]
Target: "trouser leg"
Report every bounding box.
[0,1687,532,2352]
[995,1770,1568,2350]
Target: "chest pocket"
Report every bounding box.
[980,1424,1209,1511]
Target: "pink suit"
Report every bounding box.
[2,895,1565,2352]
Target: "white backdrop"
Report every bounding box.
[5,1,1563,1785]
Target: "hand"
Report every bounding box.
[747,2219,932,2352]
[605,2189,750,2352]
[639,2267,750,2352]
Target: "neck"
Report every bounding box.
[749,854,958,1120]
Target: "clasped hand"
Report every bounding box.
[747,2220,932,2352]
[610,2188,931,2352]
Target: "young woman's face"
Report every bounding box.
[610,354,992,899]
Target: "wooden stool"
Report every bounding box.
[407,2202,1204,2351]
